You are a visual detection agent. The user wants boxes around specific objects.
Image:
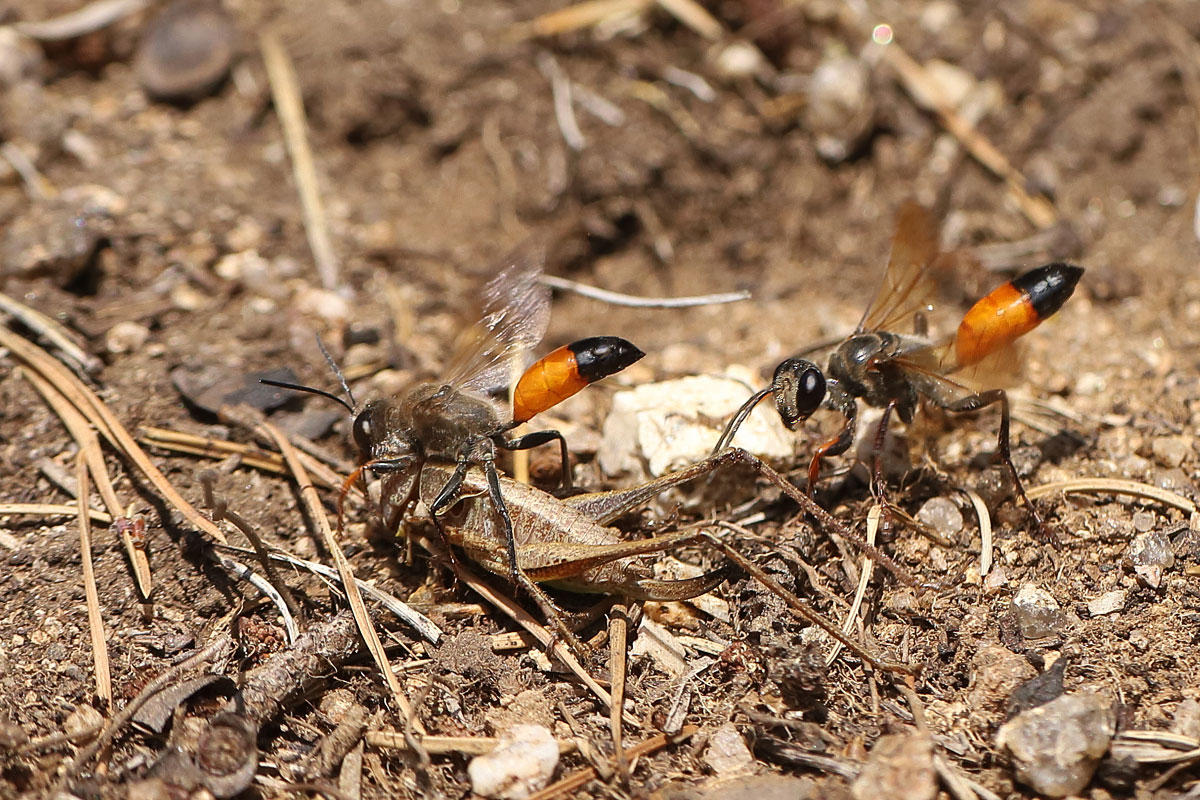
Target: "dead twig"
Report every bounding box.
[540,274,749,307]
[0,503,113,524]
[538,52,586,151]
[827,503,880,667]
[0,290,101,375]
[209,552,300,644]
[75,453,113,711]
[365,732,578,756]
[258,422,421,732]
[259,31,341,290]
[1027,477,1196,514]
[20,367,153,599]
[13,0,149,40]
[881,38,1057,229]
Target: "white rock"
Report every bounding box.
[598,370,794,478]
[468,724,559,800]
[105,321,150,354]
[1011,583,1066,639]
[703,723,754,775]
[1087,590,1126,616]
[996,692,1115,797]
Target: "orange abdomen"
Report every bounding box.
[512,337,644,424]
[955,262,1084,366]
[512,347,587,423]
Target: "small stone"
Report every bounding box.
[1171,698,1200,741]
[65,704,104,736]
[598,371,793,478]
[806,53,873,163]
[105,320,151,354]
[1087,590,1126,616]
[0,28,42,88]
[967,644,1036,715]
[703,723,754,775]
[1011,583,1066,639]
[1128,530,1175,588]
[1128,629,1150,650]
[1131,510,1156,532]
[712,41,766,80]
[851,732,936,800]
[135,0,236,102]
[1151,436,1190,468]
[0,715,28,750]
[294,287,351,324]
[996,691,1115,797]
[916,496,963,537]
[468,724,559,800]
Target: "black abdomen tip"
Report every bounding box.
[1013,262,1085,320]
[569,336,645,382]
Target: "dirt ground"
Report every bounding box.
[2,0,1200,798]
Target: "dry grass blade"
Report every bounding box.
[0,503,113,524]
[882,41,1057,229]
[826,504,880,667]
[961,488,993,576]
[0,326,230,545]
[1111,730,1200,764]
[258,422,421,731]
[0,290,101,374]
[1027,478,1196,514]
[409,531,634,725]
[75,452,113,711]
[540,274,750,307]
[215,544,443,644]
[260,31,341,291]
[0,142,55,200]
[525,726,697,800]
[609,604,629,781]
[523,0,649,38]
[210,552,301,644]
[20,367,153,598]
[141,426,289,474]
[13,0,148,40]
[655,0,723,40]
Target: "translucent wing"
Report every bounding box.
[442,242,552,393]
[856,202,943,334]
[892,335,1024,406]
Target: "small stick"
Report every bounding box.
[1027,477,1196,514]
[13,0,148,40]
[0,143,55,200]
[410,531,636,726]
[365,732,578,756]
[214,543,441,643]
[526,726,697,800]
[75,453,113,712]
[540,274,750,307]
[0,291,101,375]
[259,422,421,732]
[260,32,341,290]
[655,0,723,40]
[538,53,586,152]
[199,469,303,622]
[208,552,300,644]
[608,604,629,783]
[882,41,1057,229]
[21,368,153,599]
[522,0,649,39]
[0,503,112,524]
[826,503,880,667]
[0,327,230,546]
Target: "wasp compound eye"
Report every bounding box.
[352,404,376,456]
[772,358,825,429]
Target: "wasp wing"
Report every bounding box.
[893,334,1024,407]
[856,202,943,335]
[442,242,552,394]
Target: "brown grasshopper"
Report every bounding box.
[407,446,920,675]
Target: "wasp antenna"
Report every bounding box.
[315,334,357,409]
[258,378,355,414]
[712,385,774,455]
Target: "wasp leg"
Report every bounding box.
[479,452,593,659]
[807,406,857,496]
[942,389,1060,546]
[427,457,470,573]
[494,429,572,489]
